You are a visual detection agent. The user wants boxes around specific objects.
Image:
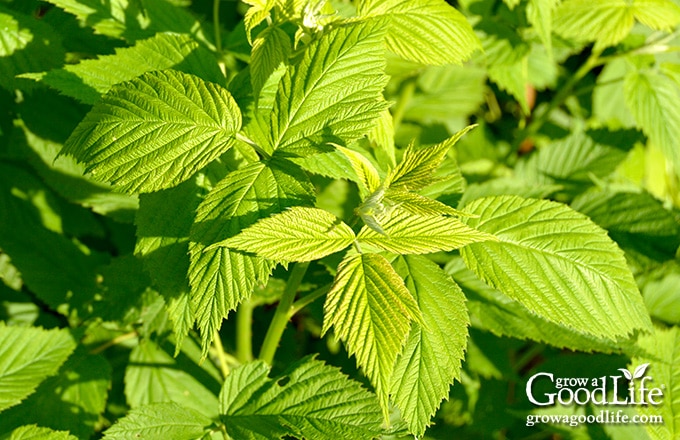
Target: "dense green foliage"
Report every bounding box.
[0,0,679,438]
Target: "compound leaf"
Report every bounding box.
[624,70,680,173]
[460,196,653,340]
[220,357,382,439]
[390,255,469,437]
[216,207,355,262]
[62,70,241,193]
[0,325,75,413]
[270,20,390,154]
[357,0,480,65]
[189,160,314,353]
[103,402,212,440]
[322,253,421,414]
[357,208,496,255]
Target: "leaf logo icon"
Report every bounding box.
[633,363,650,379]
[618,368,633,380]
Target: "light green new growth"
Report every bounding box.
[215,207,356,262]
[322,253,423,416]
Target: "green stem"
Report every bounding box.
[236,299,254,363]
[259,262,310,364]
[516,50,602,148]
[213,330,230,379]
[213,0,222,54]
[90,331,138,355]
[289,284,330,317]
[391,77,417,132]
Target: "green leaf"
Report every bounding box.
[571,189,680,263]
[0,7,64,91]
[25,33,225,105]
[135,178,202,349]
[335,145,382,197]
[103,402,212,440]
[0,326,75,413]
[44,0,211,45]
[390,255,469,437]
[460,195,653,339]
[387,126,475,191]
[62,70,241,193]
[446,257,638,354]
[385,190,468,217]
[124,339,219,418]
[404,65,487,126]
[0,164,104,314]
[630,326,680,440]
[322,253,421,413]
[220,357,383,440]
[357,0,481,65]
[528,0,558,58]
[553,0,635,50]
[189,160,314,352]
[9,425,77,440]
[357,208,496,255]
[251,26,291,99]
[0,347,111,439]
[269,20,390,154]
[243,0,276,43]
[216,207,355,262]
[632,0,680,31]
[516,129,634,189]
[624,70,680,173]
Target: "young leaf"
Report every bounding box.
[387,126,476,191]
[335,145,382,197]
[385,189,470,217]
[62,70,241,193]
[215,207,355,262]
[322,253,422,413]
[243,0,276,43]
[624,70,680,173]
[103,402,212,440]
[632,0,680,31]
[189,160,314,353]
[630,326,680,440]
[357,0,481,65]
[390,255,469,437]
[251,26,291,98]
[219,357,383,440]
[25,33,225,105]
[0,326,75,412]
[9,425,77,440]
[269,20,390,154]
[460,195,653,340]
[357,208,496,255]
